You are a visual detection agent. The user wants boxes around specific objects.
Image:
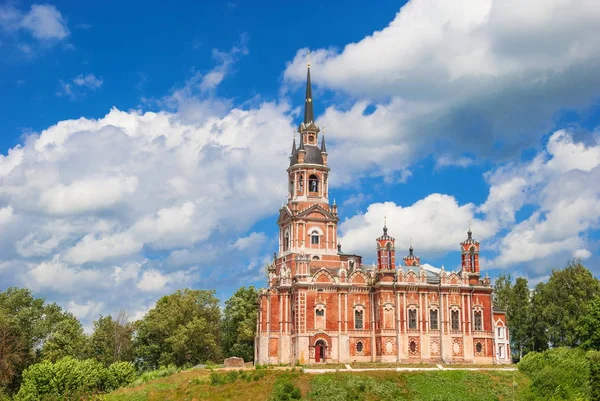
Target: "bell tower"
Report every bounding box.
[277,53,338,260]
[461,228,480,283]
[376,219,395,270]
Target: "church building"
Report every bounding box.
[255,59,510,365]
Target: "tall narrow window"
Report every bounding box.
[469,247,476,272]
[474,311,482,331]
[386,243,392,269]
[430,309,438,330]
[299,175,303,194]
[311,231,319,245]
[284,233,290,251]
[309,174,319,192]
[451,310,460,330]
[354,310,363,329]
[408,309,417,329]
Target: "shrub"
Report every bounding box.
[270,375,302,401]
[518,347,590,401]
[15,357,111,401]
[108,362,137,390]
[588,351,600,401]
[131,364,180,386]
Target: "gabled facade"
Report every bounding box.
[255,59,509,365]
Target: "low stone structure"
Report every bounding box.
[224,357,245,368]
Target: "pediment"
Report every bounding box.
[296,204,337,221]
[277,206,292,225]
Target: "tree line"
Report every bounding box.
[0,286,258,396]
[493,260,600,360]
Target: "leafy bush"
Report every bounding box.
[270,378,301,401]
[108,362,137,389]
[15,357,111,401]
[588,351,600,401]
[518,347,590,401]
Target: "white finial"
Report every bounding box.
[307,49,311,67]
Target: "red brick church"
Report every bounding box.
[255,60,510,365]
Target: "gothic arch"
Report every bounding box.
[349,270,368,285]
[313,269,335,284]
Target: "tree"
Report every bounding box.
[89,312,134,366]
[507,277,531,359]
[134,289,221,370]
[579,295,600,351]
[493,274,512,311]
[0,287,86,392]
[222,286,259,362]
[40,314,88,362]
[534,260,600,348]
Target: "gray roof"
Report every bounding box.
[290,144,324,166]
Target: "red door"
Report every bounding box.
[315,346,321,362]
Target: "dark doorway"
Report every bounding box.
[315,340,326,362]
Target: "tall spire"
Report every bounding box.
[291,134,297,155]
[304,50,314,125]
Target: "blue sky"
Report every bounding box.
[1,0,599,329]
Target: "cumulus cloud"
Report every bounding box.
[339,130,600,272]
[285,0,600,181]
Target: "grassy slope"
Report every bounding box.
[104,368,530,401]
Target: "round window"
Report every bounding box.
[476,342,483,353]
[410,341,417,353]
[356,341,363,353]
[309,135,314,143]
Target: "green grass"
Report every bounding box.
[103,367,530,401]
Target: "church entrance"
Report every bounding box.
[315,340,326,363]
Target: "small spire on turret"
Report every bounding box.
[409,238,414,256]
[320,134,327,153]
[291,133,297,155]
[383,216,388,235]
[298,133,305,151]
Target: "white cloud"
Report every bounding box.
[573,249,592,260]
[73,73,103,89]
[136,269,168,292]
[58,73,103,99]
[67,300,104,321]
[339,130,600,271]
[21,5,69,40]
[284,0,600,179]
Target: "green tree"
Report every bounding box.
[134,289,222,370]
[579,295,600,351]
[41,314,88,362]
[0,287,86,392]
[89,312,134,366]
[492,274,512,310]
[508,277,531,359]
[222,286,259,362]
[535,260,600,348]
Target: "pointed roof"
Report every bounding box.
[304,60,314,125]
[320,135,327,153]
[298,133,305,151]
[291,136,297,156]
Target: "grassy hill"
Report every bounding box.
[104,366,530,401]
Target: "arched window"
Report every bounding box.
[299,175,303,194]
[408,309,417,329]
[451,310,460,330]
[356,341,363,353]
[409,340,417,353]
[309,174,319,192]
[430,309,438,330]
[474,311,482,331]
[311,231,320,245]
[354,310,363,329]
[476,342,483,353]
[312,255,320,260]
[284,233,290,251]
[469,247,476,272]
[289,179,294,196]
[316,309,324,316]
